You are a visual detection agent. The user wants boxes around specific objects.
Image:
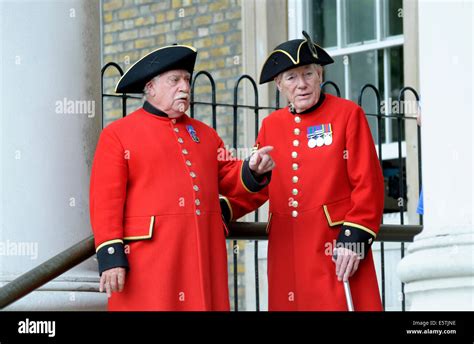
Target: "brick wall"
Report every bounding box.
[102,0,243,147]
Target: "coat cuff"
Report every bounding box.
[336,223,376,260]
[96,240,129,275]
[219,196,233,222]
[241,159,271,193]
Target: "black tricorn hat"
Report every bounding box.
[259,31,334,84]
[115,44,197,93]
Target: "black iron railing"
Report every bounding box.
[0,63,422,311]
[105,63,424,311]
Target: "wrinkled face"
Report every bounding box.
[275,64,323,113]
[145,69,191,118]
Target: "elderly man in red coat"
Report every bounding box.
[226,32,385,311]
[89,44,275,311]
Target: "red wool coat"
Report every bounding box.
[230,94,385,311]
[89,106,265,311]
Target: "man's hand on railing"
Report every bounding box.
[99,267,126,298]
[332,247,361,282]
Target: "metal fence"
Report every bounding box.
[0,63,423,311]
[101,62,422,311]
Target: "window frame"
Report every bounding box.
[289,0,405,155]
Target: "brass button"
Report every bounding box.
[293,140,299,147]
[171,119,177,124]
[178,137,184,144]
[195,199,200,206]
[196,209,201,216]
[292,210,298,217]
[292,163,298,170]
[368,238,373,244]
[292,188,298,195]
[344,229,351,237]
[294,116,301,123]
[193,185,199,191]
[291,151,298,159]
[292,176,299,183]
[294,128,300,135]
[186,160,192,166]
[190,172,196,178]
[292,200,298,208]
[107,247,115,255]
[182,149,188,155]
[174,128,179,133]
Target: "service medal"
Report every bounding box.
[308,138,317,148]
[186,125,200,143]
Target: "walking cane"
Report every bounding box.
[343,280,354,312]
[333,251,355,312]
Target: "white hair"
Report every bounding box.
[143,75,160,101]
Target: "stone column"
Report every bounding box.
[0,0,105,310]
[397,0,473,310]
[403,0,421,226]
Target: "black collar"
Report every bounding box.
[143,101,169,118]
[290,93,326,114]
